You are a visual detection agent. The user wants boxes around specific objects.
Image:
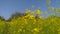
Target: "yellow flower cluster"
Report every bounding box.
[0,9,60,34]
[35,9,41,14]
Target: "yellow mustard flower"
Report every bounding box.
[29,15,35,19]
[24,19,28,24]
[10,22,14,25]
[33,19,36,24]
[18,29,22,32]
[33,28,40,32]
[35,9,41,14]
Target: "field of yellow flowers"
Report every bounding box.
[0,9,60,34]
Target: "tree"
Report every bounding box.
[7,12,25,21]
[0,16,5,21]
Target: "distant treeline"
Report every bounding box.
[0,12,60,21]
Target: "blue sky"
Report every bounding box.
[0,0,60,19]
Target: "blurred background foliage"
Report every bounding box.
[0,9,60,34]
[0,0,60,34]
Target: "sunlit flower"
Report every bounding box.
[29,15,35,19]
[24,19,28,24]
[35,9,41,14]
[33,28,40,32]
[18,29,22,32]
[33,19,36,24]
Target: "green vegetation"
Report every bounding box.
[0,9,60,34]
